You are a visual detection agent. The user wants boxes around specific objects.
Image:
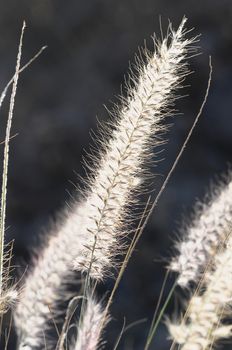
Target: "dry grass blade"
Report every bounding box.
[0,21,25,297]
[57,296,81,350]
[0,45,47,111]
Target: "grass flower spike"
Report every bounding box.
[170,173,232,287]
[73,17,194,278]
[168,234,232,349]
[14,18,194,349]
[72,295,107,350]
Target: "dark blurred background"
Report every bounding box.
[0,1,231,349]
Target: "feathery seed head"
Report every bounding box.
[170,172,232,287]
[0,288,18,315]
[72,17,195,279]
[72,295,108,350]
[14,19,195,348]
[168,234,232,349]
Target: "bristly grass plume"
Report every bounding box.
[14,18,196,349]
[71,295,108,350]
[167,170,232,349]
[168,232,232,349]
[170,172,232,287]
